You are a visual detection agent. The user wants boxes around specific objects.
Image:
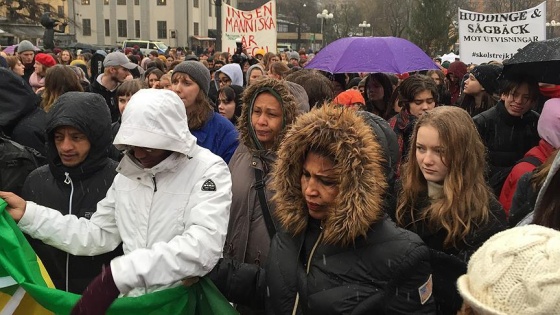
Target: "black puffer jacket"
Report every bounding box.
[0,68,46,156]
[473,101,540,171]
[391,193,507,314]
[268,106,435,314]
[21,92,123,293]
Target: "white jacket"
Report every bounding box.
[18,89,232,297]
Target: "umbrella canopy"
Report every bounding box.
[501,37,560,84]
[305,36,438,74]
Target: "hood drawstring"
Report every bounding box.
[64,172,74,292]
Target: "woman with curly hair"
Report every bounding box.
[394,106,507,314]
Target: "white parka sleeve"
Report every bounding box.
[17,183,122,256]
[110,159,232,295]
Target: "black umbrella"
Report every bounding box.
[501,37,560,84]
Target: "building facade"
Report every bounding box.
[70,0,237,49]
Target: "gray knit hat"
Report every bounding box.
[17,40,36,53]
[172,61,211,95]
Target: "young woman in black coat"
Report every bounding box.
[394,106,507,314]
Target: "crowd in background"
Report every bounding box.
[1,38,560,315]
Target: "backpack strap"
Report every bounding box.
[517,156,542,168]
[254,167,276,239]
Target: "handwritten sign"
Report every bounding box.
[458,2,546,64]
[222,1,277,56]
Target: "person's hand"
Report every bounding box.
[35,87,45,94]
[182,277,199,287]
[0,191,27,222]
[71,265,120,315]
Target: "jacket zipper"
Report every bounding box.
[291,230,323,315]
[152,174,157,192]
[64,172,74,292]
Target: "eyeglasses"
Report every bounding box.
[507,92,531,104]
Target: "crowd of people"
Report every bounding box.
[0,39,559,315]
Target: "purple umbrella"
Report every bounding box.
[305,37,438,74]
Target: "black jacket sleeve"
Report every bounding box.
[206,258,267,309]
[509,172,536,227]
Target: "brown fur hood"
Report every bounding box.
[272,105,388,246]
[237,78,307,153]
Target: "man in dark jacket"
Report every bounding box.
[21,92,123,293]
[88,51,136,122]
[17,40,36,83]
[473,77,540,195]
[0,68,46,156]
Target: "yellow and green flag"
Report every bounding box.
[0,199,238,315]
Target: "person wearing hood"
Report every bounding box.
[473,77,540,196]
[446,60,467,105]
[0,89,232,315]
[499,100,560,215]
[171,61,239,163]
[221,78,309,314]
[246,63,265,86]
[215,63,244,90]
[0,68,47,156]
[211,105,435,314]
[394,106,507,314]
[20,92,123,294]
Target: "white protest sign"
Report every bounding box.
[458,2,546,64]
[222,1,277,56]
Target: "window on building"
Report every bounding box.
[157,21,167,39]
[117,0,126,4]
[57,6,64,18]
[104,0,109,5]
[83,19,91,36]
[105,19,110,36]
[135,20,140,38]
[194,0,199,7]
[118,20,127,37]
[156,0,166,5]
[209,0,212,17]
[194,22,199,36]
[278,24,288,33]
[134,0,139,4]
[81,0,90,4]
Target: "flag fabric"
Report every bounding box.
[0,199,238,315]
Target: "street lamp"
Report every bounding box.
[359,21,371,37]
[317,9,334,48]
[546,20,559,39]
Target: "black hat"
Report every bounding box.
[471,64,503,95]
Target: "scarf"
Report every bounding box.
[29,72,45,92]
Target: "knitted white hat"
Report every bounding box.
[457,225,560,315]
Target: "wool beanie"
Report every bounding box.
[17,40,35,53]
[471,64,502,95]
[537,98,560,149]
[172,61,211,96]
[288,51,299,61]
[347,77,362,90]
[34,53,56,67]
[457,225,560,315]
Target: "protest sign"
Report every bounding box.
[458,2,546,64]
[222,0,277,56]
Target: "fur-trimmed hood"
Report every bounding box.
[237,78,305,153]
[272,105,388,246]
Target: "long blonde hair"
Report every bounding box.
[396,106,491,248]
